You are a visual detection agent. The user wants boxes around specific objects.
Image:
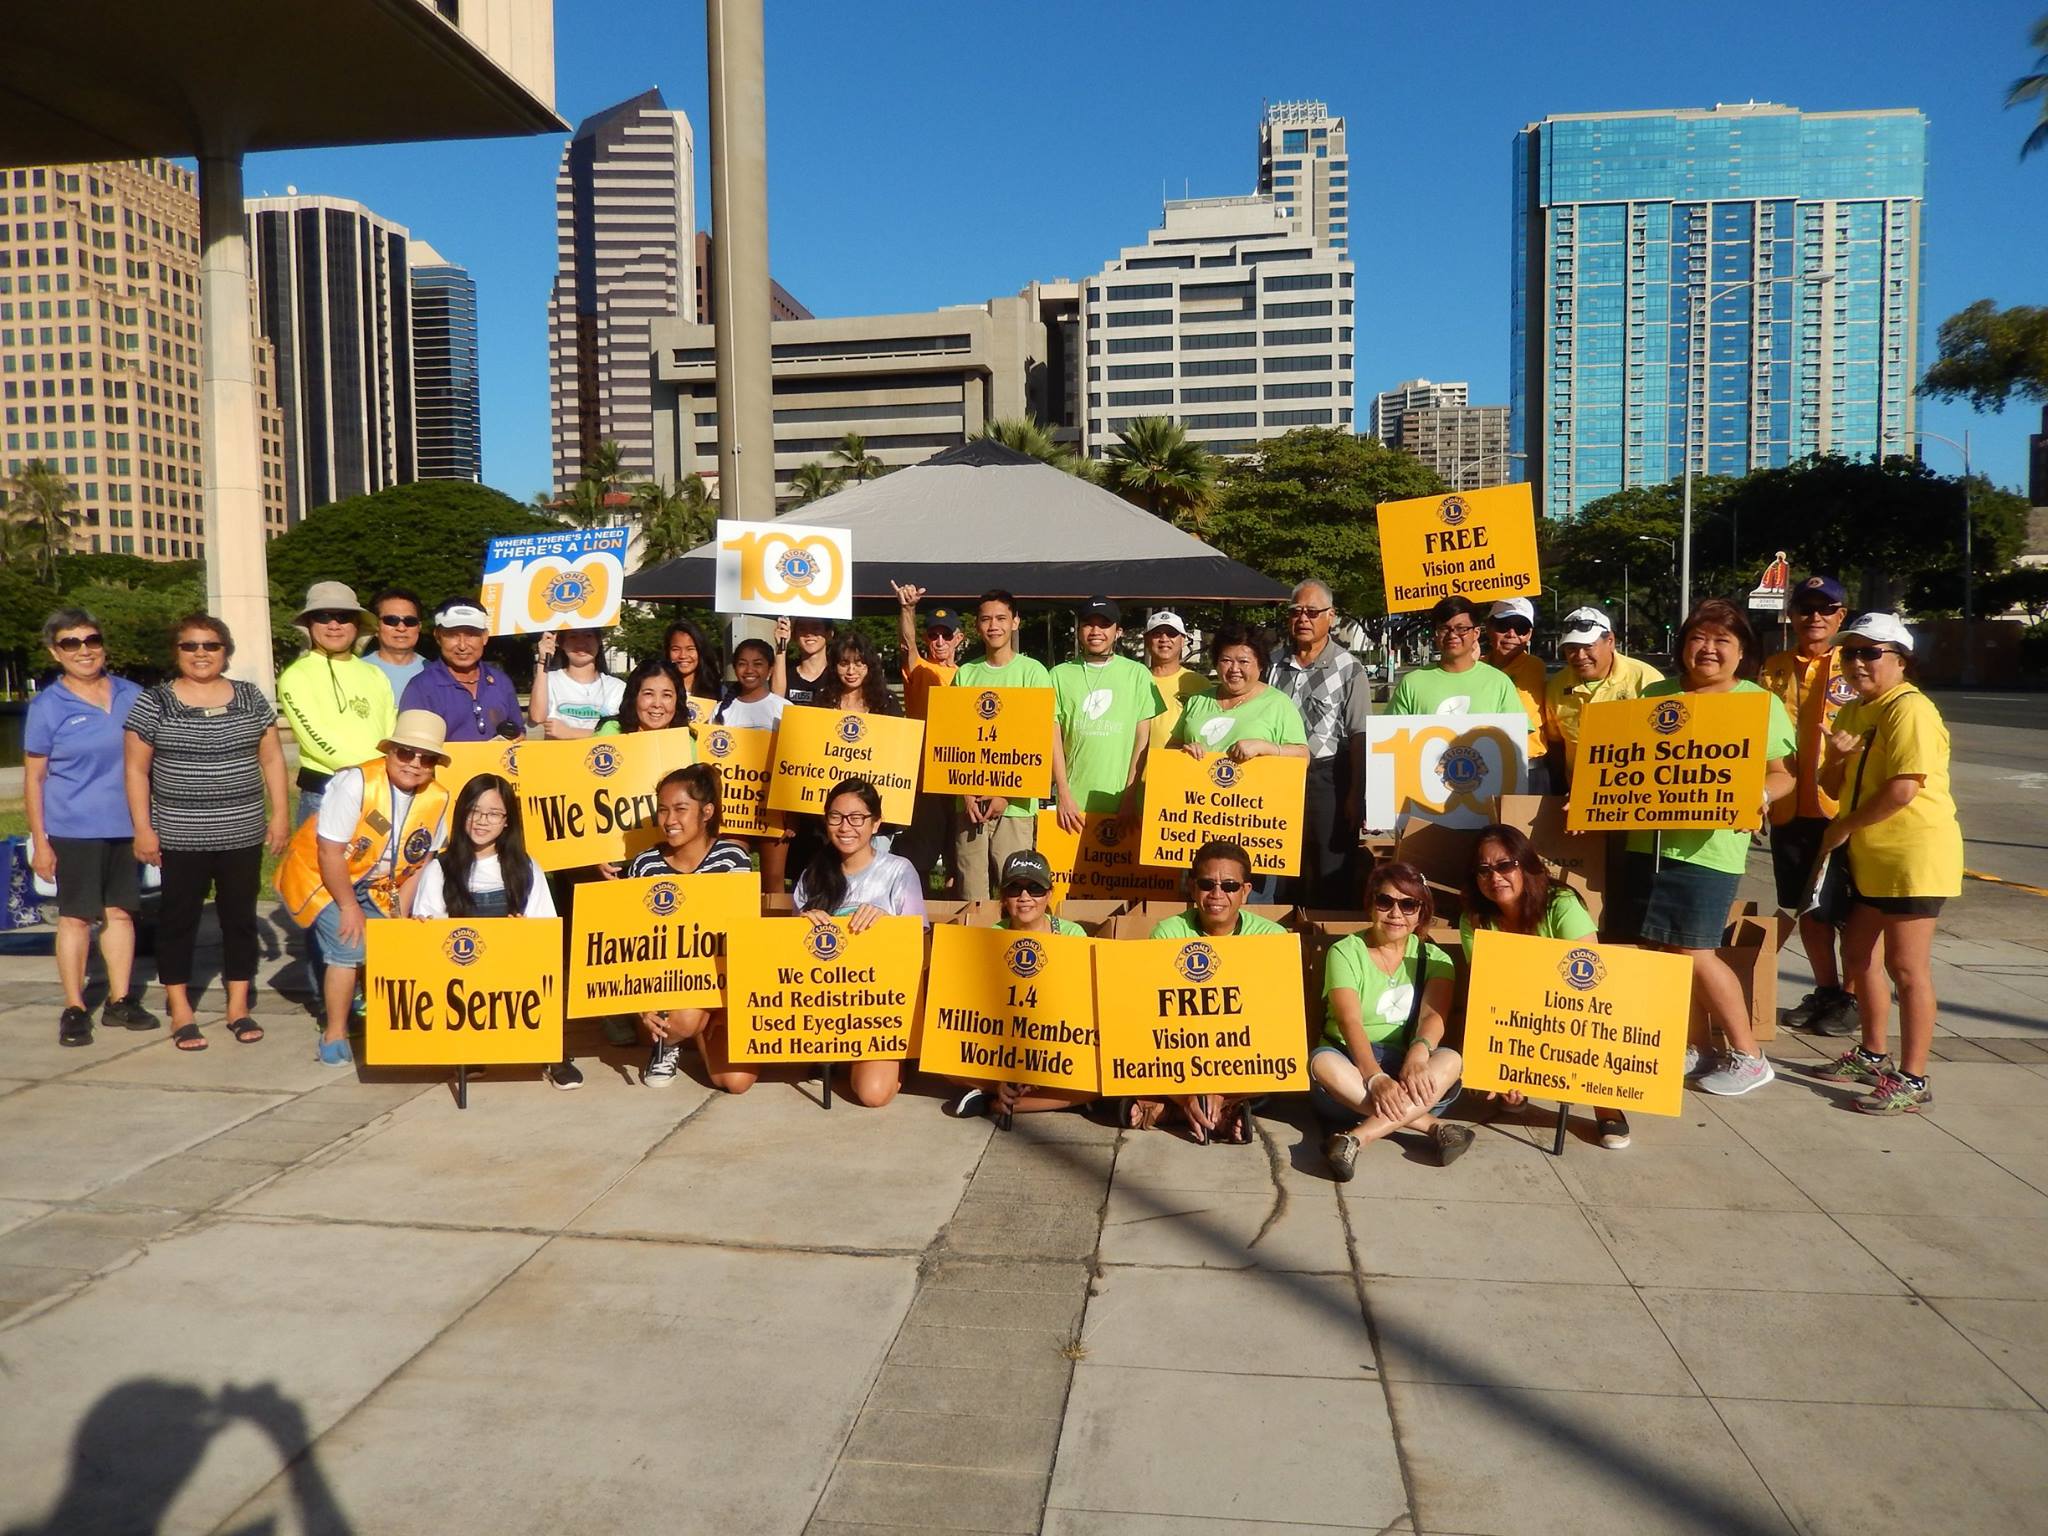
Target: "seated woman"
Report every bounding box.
[1311,860,1469,1179]
[1131,839,1285,1145]
[1460,824,1624,1150]
[793,777,928,1108]
[942,849,1094,1122]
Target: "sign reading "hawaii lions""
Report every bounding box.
[565,871,760,1017]
[480,526,630,636]
[1138,751,1308,877]
[767,707,924,824]
[364,917,565,1066]
[1093,933,1308,1095]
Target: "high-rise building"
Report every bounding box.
[1396,405,1514,490]
[247,192,417,522]
[1512,103,1928,518]
[549,89,693,493]
[690,232,810,326]
[1369,378,1469,445]
[0,159,285,559]
[408,241,481,484]
[2029,406,2047,509]
[1080,196,1354,462]
[1257,101,1350,256]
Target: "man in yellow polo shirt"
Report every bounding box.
[1485,598,1550,792]
[1543,606,1663,790]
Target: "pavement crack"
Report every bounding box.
[1246,1109,1290,1250]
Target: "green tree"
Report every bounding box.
[832,432,887,484]
[0,565,61,688]
[1922,299,2048,410]
[64,573,206,676]
[585,438,629,499]
[1548,481,1724,646]
[974,417,1088,477]
[634,474,716,568]
[1102,417,1216,529]
[1204,429,1441,618]
[787,462,840,507]
[2009,14,2048,158]
[1977,563,2048,622]
[2,460,79,584]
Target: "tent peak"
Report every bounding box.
[919,439,1045,470]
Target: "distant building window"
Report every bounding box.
[1107,282,1173,300]
[1264,272,1333,293]
[1181,330,1255,351]
[1181,356,1258,377]
[1108,389,1174,407]
[1283,130,1308,153]
[1106,335,1173,354]
[1264,327,1333,347]
[1264,300,1332,320]
[1181,385,1257,404]
[1184,411,1257,429]
[1265,408,1332,426]
[1106,309,1172,328]
[1107,362,1173,380]
[1265,353,1331,373]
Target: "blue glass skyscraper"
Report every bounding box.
[1511,104,1927,518]
[408,242,482,484]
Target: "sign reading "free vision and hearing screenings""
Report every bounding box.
[1375,483,1541,614]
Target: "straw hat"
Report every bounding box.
[377,709,452,762]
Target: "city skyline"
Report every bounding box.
[236,0,2044,505]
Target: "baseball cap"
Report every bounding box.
[1559,606,1614,647]
[1076,596,1121,625]
[1489,598,1536,626]
[923,607,961,634]
[1144,609,1188,637]
[1792,574,1847,609]
[434,601,490,632]
[1836,612,1914,653]
[998,850,1056,893]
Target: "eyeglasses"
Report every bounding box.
[1437,624,1480,640]
[53,633,105,652]
[1475,857,1520,878]
[1287,605,1331,620]
[307,611,358,626]
[176,639,225,653]
[378,613,421,628]
[389,745,440,766]
[1491,620,1533,636]
[1001,883,1048,899]
[1193,877,1246,894]
[465,808,508,824]
[1840,645,1900,663]
[824,811,875,829]
[1795,603,1843,617]
[1372,893,1423,915]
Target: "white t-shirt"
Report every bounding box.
[412,853,556,919]
[717,692,787,730]
[793,852,928,920]
[545,669,626,728]
[315,767,427,878]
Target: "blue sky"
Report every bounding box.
[246,0,2048,501]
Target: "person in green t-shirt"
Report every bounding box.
[1617,599,1796,1102]
[1128,840,1285,1145]
[1170,625,1311,759]
[1387,595,1525,718]
[950,589,1055,900]
[1051,597,1165,831]
[1311,861,1468,1179]
[940,850,1095,1123]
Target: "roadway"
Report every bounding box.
[1930,689,2048,892]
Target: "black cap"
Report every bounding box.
[1076,596,1121,625]
[924,608,961,634]
[999,850,1056,892]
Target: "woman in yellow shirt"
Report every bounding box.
[1812,614,1962,1115]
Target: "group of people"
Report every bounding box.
[22,562,1962,1166]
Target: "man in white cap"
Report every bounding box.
[1542,606,1664,791]
[276,582,395,827]
[1485,597,1550,793]
[1143,609,1209,746]
[401,598,523,742]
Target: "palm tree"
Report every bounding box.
[975,417,1088,477]
[2,460,77,582]
[787,462,840,508]
[584,438,629,497]
[634,474,717,568]
[2011,15,2048,158]
[1102,417,1216,531]
[832,432,886,484]
[551,478,610,529]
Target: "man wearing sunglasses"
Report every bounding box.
[1484,598,1551,793]
[361,587,427,703]
[275,582,396,828]
[400,600,523,743]
[1387,595,1524,719]
[1541,606,1663,791]
[1265,580,1376,906]
[1759,574,1856,1035]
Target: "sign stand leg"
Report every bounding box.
[1550,1100,1568,1157]
[456,1064,469,1111]
[821,1064,833,1110]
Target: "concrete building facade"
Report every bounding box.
[1368,377,1469,445]
[549,89,693,493]
[0,158,285,559]
[1397,404,1514,491]
[1257,101,1350,257]
[408,240,482,483]
[1080,196,1354,462]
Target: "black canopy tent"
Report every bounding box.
[623,440,1288,608]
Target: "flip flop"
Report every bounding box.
[171,1023,208,1052]
[226,1018,264,1044]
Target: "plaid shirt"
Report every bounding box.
[1266,638,1373,762]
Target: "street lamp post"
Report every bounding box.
[1917,429,1976,687]
[1637,533,1676,652]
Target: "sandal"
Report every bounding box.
[171,1022,208,1052]
[1223,1101,1256,1146]
[1122,1097,1161,1132]
[226,1018,264,1045]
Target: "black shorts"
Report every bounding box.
[1847,879,1946,918]
[1770,816,1831,913]
[50,836,141,919]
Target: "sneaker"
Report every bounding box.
[1698,1050,1775,1097]
[317,1037,353,1067]
[603,1015,640,1047]
[101,995,161,1031]
[643,1042,681,1086]
[1855,1071,1933,1116]
[58,1005,93,1048]
[1783,985,1848,1031]
[1323,1131,1360,1183]
[1431,1124,1474,1166]
[1809,991,1861,1038]
[1683,1044,1714,1079]
[1814,1047,1894,1085]
[1595,1109,1632,1150]
[545,1060,584,1091]
[941,1086,989,1119]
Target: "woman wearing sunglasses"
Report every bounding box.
[1458,824,1620,1147]
[123,615,291,1052]
[24,607,155,1048]
[1811,615,1963,1115]
[1131,840,1287,1144]
[794,777,928,1108]
[1312,861,1468,1179]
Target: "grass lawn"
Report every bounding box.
[0,796,25,841]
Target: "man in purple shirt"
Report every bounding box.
[400,601,523,742]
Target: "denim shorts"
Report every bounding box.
[311,881,384,967]
[1309,1040,1461,1126]
[1619,851,1740,950]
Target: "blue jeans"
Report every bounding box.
[310,879,383,968]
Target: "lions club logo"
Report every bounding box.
[585,741,620,777]
[775,545,822,591]
[1006,938,1048,980]
[1437,495,1470,528]
[685,698,707,725]
[442,926,484,966]
[1174,942,1220,984]
[1207,758,1241,789]
[402,828,434,866]
[499,742,521,778]
[1558,947,1607,991]
[802,925,845,963]
[1649,699,1689,735]
[976,690,1002,722]
[643,880,682,917]
[1826,675,1857,707]
[706,728,733,759]
[1095,817,1124,849]
[542,568,592,613]
[1439,743,1489,794]
[837,714,866,745]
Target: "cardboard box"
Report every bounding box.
[1055,899,1125,934]
[1490,794,1609,929]
[761,892,795,917]
[1394,820,1481,889]
[925,899,971,925]
[1687,903,1788,1047]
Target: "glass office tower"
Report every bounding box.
[1511,104,1927,518]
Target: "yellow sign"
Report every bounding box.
[480,527,629,635]
[1138,751,1307,877]
[766,707,924,824]
[1566,691,1770,833]
[1462,930,1690,1115]
[566,871,760,1017]
[435,737,525,803]
[921,925,1099,1092]
[1094,933,1308,1094]
[1036,809,1183,907]
[684,695,720,733]
[364,917,564,1066]
[696,723,784,837]
[714,517,851,619]
[921,686,1055,800]
[1364,714,1532,830]
[726,916,925,1062]
[514,729,696,870]
[1376,483,1540,613]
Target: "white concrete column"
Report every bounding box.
[198,152,277,698]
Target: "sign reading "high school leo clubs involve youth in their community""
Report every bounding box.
[1461,930,1691,1115]
[767,707,925,825]
[921,686,1055,800]
[513,730,698,870]
[565,872,760,1018]
[1094,933,1309,1095]
[364,918,566,1067]
[921,925,1100,1093]
[695,724,782,837]
[1139,751,1308,877]
[724,916,926,1062]
[1566,691,1770,833]
[1375,483,1540,614]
